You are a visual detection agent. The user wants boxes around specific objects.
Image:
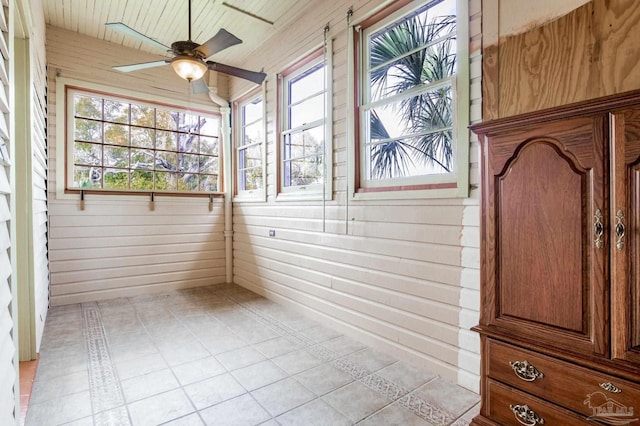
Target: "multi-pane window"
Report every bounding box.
[236,94,264,194]
[280,52,327,192]
[68,88,221,193]
[357,0,466,193]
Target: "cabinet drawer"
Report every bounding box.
[487,379,587,426]
[487,339,640,419]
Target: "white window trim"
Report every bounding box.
[276,41,333,202]
[233,85,267,202]
[55,77,222,200]
[347,0,470,200]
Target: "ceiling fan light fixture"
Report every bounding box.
[171,56,207,81]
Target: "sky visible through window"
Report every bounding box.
[366,0,457,179]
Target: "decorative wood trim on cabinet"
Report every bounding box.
[471,91,640,426]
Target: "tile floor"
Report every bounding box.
[26,284,479,426]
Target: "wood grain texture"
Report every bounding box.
[477,114,608,357]
[610,106,640,364]
[484,0,640,119]
[498,2,594,117]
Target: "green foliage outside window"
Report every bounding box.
[71,91,221,192]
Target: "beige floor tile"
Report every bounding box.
[215,346,266,371]
[410,378,480,418]
[358,402,438,426]
[64,415,96,426]
[128,389,195,426]
[271,349,323,375]
[228,325,281,344]
[157,338,210,366]
[94,405,131,425]
[252,337,301,359]
[171,356,226,386]
[25,391,93,426]
[198,394,271,426]
[115,352,169,381]
[342,348,397,374]
[320,336,367,358]
[298,325,342,342]
[294,363,354,396]
[322,381,391,423]
[199,334,248,355]
[161,413,206,425]
[184,373,246,410]
[230,360,288,391]
[275,398,351,426]
[121,369,180,403]
[30,370,90,404]
[250,378,315,417]
[30,285,479,426]
[376,361,438,392]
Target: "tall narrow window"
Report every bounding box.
[279,49,330,197]
[235,92,265,198]
[354,0,469,197]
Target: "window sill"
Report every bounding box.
[352,184,467,200]
[275,190,328,202]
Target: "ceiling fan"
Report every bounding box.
[106,0,266,91]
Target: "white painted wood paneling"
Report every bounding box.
[229,0,482,392]
[30,0,49,352]
[0,0,15,421]
[46,27,228,305]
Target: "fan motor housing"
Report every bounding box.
[171,40,202,57]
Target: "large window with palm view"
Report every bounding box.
[67,88,221,193]
[356,0,468,195]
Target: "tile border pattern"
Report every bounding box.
[82,302,132,426]
[78,287,472,425]
[220,290,457,425]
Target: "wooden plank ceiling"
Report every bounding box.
[42,0,314,67]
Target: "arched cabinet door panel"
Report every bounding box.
[611,106,640,365]
[480,115,608,358]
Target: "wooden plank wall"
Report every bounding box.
[30,0,48,351]
[0,0,15,421]
[229,0,482,391]
[46,27,227,305]
[484,0,640,119]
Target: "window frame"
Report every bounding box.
[277,45,333,201]
[233,87,266,201]
[57,78,223,199]
[348,0,469,200]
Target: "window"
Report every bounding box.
[278,48,331,198]
[66,87,221,193]
[234,91,265,198]
[353,0,469,198]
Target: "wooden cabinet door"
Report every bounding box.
[611,107,640,365]
[480,115,608,357]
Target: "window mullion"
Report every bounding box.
[368,31,456,75]
[363,76,453,110]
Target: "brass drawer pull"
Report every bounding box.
[615,210,625,250]
[509,360,544,382]
[594,209,604,248]
[510,404,545,425]
[600,382,622,393]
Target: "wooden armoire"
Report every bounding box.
[471,92,640,425]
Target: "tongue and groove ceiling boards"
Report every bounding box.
[42,0,315,69]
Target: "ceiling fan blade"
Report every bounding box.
[113,60,170,73]
[105,22,170,52]
[195,29,242,59]
[191,78,210,94]
[206,61,266,84]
